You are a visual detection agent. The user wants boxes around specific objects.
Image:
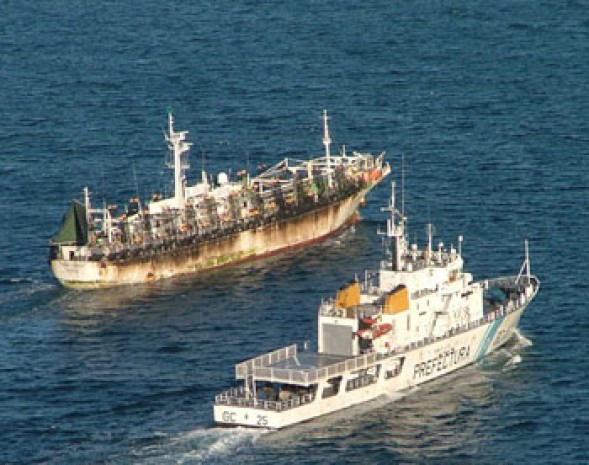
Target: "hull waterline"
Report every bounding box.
[52,189,370,289]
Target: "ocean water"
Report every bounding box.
[1,1,588,464]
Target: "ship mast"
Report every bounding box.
[516,239,532,286]
[83,187,91,225]
[165,112,192,209]
[382,181,407,271]
[322,109,333,188]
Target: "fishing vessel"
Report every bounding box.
[50,111,389,288]
[214,180,539,429]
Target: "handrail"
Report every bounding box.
[248,276,538,385]
[215,276,539,411]
[217,276,538,414]
[249,350,387,385]
[236,344,298,379]
[215,390,317,412]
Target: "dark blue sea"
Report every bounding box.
[1,1,588,463]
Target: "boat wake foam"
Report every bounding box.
[0,276,35,284]
[328,225,356,246]
[128,427,264,464]
[498,331,531,372]
[479,329,532,372]
[502,354,523,372]
[257,392,410,448]
[0,278,58,307]
[510,329,533,349]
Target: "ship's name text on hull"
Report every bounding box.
[413,345,471,379]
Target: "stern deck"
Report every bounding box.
[216,345,390,413]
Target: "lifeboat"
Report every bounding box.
[372,323,392,338]
[356,323,392,339]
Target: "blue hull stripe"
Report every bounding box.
[475,318,503,361]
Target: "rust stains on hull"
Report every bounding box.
[55,192,365,289]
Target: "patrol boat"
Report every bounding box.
[214,181,539,429]
[50,111,389,288]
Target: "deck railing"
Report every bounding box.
[216,276,538,413]
[236,344,298,379]
[215,389,316,412]
[250,350,389,386]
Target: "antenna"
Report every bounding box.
[83,186,91,225]
[322,109,331,161]
[200,147,208,184]
[401,153,405,223]
[380,180,407,271]
[132,161,142,218]
[322,109,332,188]
[165,111,192,207]
[516,239,531,285]
[526,239,531,283]
[425,222,436,260]
[98,195,113,242]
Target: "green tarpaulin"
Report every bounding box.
[51,200,88,245]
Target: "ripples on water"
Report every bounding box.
[1,0,588,464]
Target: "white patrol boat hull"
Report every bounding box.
[214,303,527,430]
